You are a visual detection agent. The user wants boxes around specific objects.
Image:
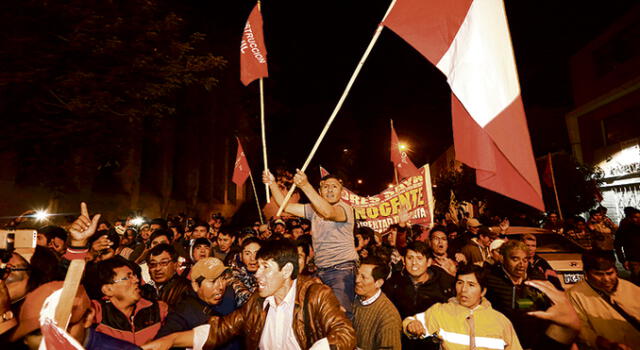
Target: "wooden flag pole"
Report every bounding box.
[260,78,270,203]
[249,171,265,224]
[275,0,398,216]
[257,0,270,203]
[548,153,564,220]
[54,259,86,329]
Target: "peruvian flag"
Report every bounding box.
[390,121,420,179]
[383,0,544,211]
[232,138,251,186]
[240,3,269,86]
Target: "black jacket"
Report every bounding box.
[383,266,455,318]
[484,263,550,349]
[155,287,240,350]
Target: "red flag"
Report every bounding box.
[232,138,251,185]
[319,165,330,178]
[240,4,269,86]
[390,121,420,179]
[383,0,544,211]
[542,154,553,188]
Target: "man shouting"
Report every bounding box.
[263,169,358,317]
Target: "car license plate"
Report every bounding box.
[563,272,583,284]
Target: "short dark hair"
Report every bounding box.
[582,250,616,272]
[96,257,131,292]
[218,229,235,238]
[193,238,211,248]
[38,225,67,243]
[241,236,262,250]
[193,221,209,231]
[150,229,173,243]
[320,174,343,183]
[405,241,430,257]
[361,256,389,283]
[257,240,299,280]
[295,236,311,257]
[148,243,178,262]
[149,218,168,230]
[456,264,487,290]
[429,225,447,238]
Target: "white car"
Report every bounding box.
[493,226,586,289]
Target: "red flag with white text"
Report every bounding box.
[390,122,420,179]
[383,0,544,211]
[232,138,251,185]
[240,3,269,86]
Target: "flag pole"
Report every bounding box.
[257,0,270,203]
[391,119,399,184]
[275,0,398,216]
[259,78,270,203]
[548,153,563,220]
[249,172,265,224]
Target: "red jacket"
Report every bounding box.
[92,298,168,346]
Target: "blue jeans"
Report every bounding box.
[317,261,356,319]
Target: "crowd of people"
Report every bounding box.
[1,169,639,350]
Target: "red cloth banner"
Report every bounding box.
[343,168,432,232]
[240,4,269,86]
[232,138,251,185]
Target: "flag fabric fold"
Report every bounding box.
[232,138,251,186]
[383,0,544,211]
[240,3,269,86]
[390,122,420,180]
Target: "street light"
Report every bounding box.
[34,210,50,222]
[130,217,145,226]
[399,143,407,151]
[357,179,363,184]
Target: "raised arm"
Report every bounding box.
[294,170,346,222]
[263,169,305,217]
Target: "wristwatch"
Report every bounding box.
[1,310,14,322]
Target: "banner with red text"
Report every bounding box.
[342,166,433,232]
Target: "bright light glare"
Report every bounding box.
[131,217,145,226]
[34,210,50,221]
[357,179,363,184]
[399,143,407,151]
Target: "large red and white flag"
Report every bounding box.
[383,0,544,210]
[232,138,251,186]
[390,121,420,180]
[240,3,269,86]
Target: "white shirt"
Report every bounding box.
[192,279,329,350]
[359,289,382,306]
[259,279,302,350]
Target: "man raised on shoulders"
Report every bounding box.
[263,169,358,317]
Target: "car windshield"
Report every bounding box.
[510,233,584,252]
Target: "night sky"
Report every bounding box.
[189,0,637,194]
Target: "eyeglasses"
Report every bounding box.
[111,272,136,284]
[148,259,174,269]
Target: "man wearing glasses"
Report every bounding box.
[147,243,190,305]
[92,257,168,346]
